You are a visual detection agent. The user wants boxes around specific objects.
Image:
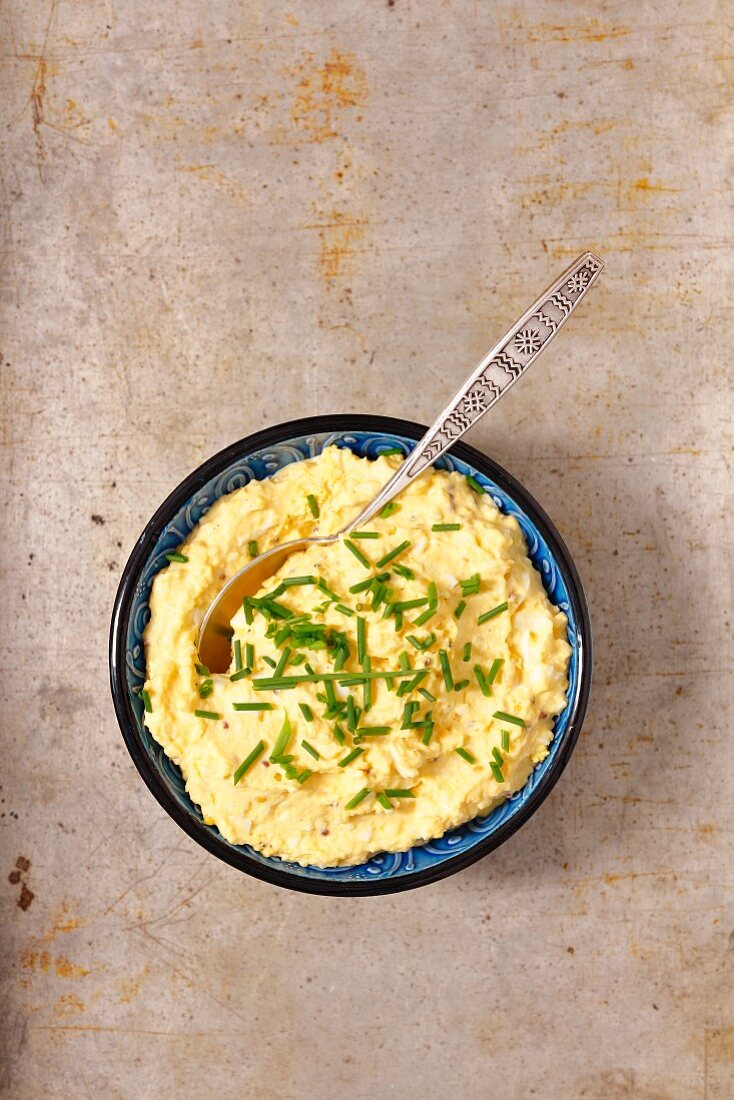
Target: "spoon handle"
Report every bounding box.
[345,251,604,531]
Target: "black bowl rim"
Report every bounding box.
[109,414,592,897]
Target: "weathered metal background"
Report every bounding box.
[1,1,732,1096]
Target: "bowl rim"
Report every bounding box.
[109,414,592,897]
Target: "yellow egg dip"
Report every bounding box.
[142,446,571,867]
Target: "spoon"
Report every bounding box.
[198,251,604,670]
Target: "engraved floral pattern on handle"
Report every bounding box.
[408,253,604,472]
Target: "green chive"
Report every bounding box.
[413,607,437,628]
[334,603,355,617]
[501,729,511,752]
[376,540,411,569]
[401,701,418,729]
[375,791,393,809]
[460,574,481,596]
[244,643,254,669]
[198,678,214,699]
[306,494,320,518]
[418,687,436,703]
[298,703,314,722]
[140,689,152,713]
[379,502,400,519]
[233,702,273,711]
[274,647,291,677]
[297,769,313,784]
[491,761,504,783]
[333,722,346,745]
[347,694,358,733]
[455,747,476,764]
[462,642,472,662]
[338,747,364,768]
[494,711,526,727]
[194,662,209,676]
[356,726,391,736]
[165,551,188,563]
[439,649,454,691]
[478,602,509,625]
[195,709,220,720]
[262,655,276,669]
[384,789,416,798]
[357,617,366,663]
[243,598,254,625]
[465,474,484,494]
[270,712,292,760]
[431,523,461,532]
[351,531,379,539]
[247,540,258,558]
[233,740,266,784]
[233,639,243,672]
[454,679,470,692]
[344,539,371,569]
[473,665,490,697]
[349,577,373,594]
[392,562,414,580]
[230,667,251,683]
[378,446,404,456]
[394,598,429,612]
[345,787,371,809]
[282,575,317,587]
[290,652,306,667]
[454,600,466,619]
[363,654,372,711]
[427,581,438,606]
[487,658,504,685]
[317,578,342,601]
[301,739,320,760]
[492,746,504,766]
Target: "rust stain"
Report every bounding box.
[18,884,34,911]
[178,164,248,204]
[54,993,85,1017]
[284,12,299,27]
[30,56,47,180]
[22,950,51,973]
[16,856,30,873]
[524,19,631,43]
[119,965,151,1004]
[290,49,367,143]
[630,177,681,194]
[55,956,89,979]
[22,950,89,978]
[41,900,85,943]
[304,208,369,280]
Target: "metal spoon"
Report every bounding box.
[198,251,604,670]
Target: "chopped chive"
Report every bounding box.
[487,658,504,685]
[439,649,454,691]
[243,599,254,625]
[392,562,414,580]
[274,627,293,649]
[394,598,429,612]
[363,655,372,711]
[301,739,320,760]
[413,607,437,628]
[432,523,461,532]
[473,665,490,697]
[351,531,379,539]
[356,726,391,736]
[333,722,347,745]
[324,678,337,709]
[297,769,313,784]
[455,747,476,764]
[378,446,404,456]
[306,493,320,518]
[492,746,504,766]
[345,787,371,810]
[282,575,317,587]
[494,711,526,727]
[299,702,314,722]
[317,578,341,602]
[376,540,411,569]
[334,603,355,617]
[262,655,277,669]
[465,474,484,494]
[462,642,472,662]
[501,729,511,752]
[233,740,266,784]
[402,701,419,729]
[478,602,509,625]
[356,616,366,663]
[230,667,251,683]
[421,722,435,745]
[490,761,504,783]
[195,709,220,720]
[393,609,403,632]
[379,501,400,519]
[454,679,470,692]
[274,647,291,677]
[344,539,371,569]
[290,652,306,667]
[338,747,364,768]
[233,639,243,671]
[427,581,438,606]
[198,678,214,699]
[398,651,410,670]
[194,662,210,676]
[270,712,292,760]
[384,789,415,798]
[454,600,467,619]
[233,702,273,711]
[418,687,436,703]
[247,540,258,558]
[347,694,358,733]
[460,573,481,596]
[349,577,374,594]
[376,791,393,809]
[406,633,435,652]
[165,551,188,563]
[140,688,152,713]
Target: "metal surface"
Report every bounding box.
[0,1,732,1097]
[199,253,603,670]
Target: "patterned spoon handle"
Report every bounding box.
[346,251,604,531]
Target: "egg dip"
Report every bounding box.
[142,446,571,867]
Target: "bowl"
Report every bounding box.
[109,415,591,896]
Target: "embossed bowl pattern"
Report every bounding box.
[110,415,591,896]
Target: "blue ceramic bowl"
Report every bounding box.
[110,415,591,895]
